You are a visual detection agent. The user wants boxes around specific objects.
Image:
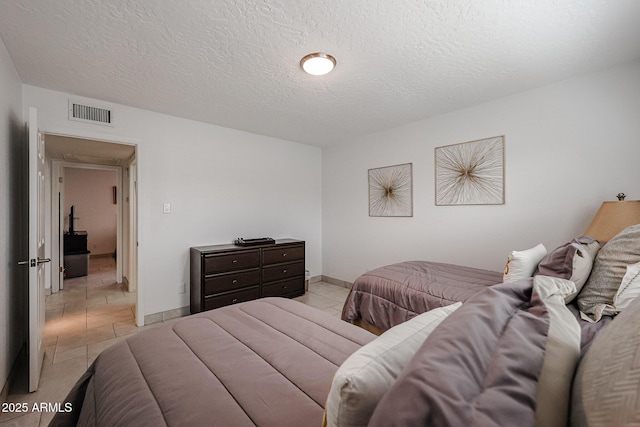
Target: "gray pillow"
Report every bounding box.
[535,236,600,303]
[577,224,640,321]
[572,294,640,426]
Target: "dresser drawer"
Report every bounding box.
[262,261,305,283]
[203,250,260,274]
[203,286,260,311]
[262,245,304,265]
[204,270,260,295]
[262,277,304,298]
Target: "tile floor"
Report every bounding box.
[1,260,350,427]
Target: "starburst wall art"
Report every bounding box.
[368,163,413,217]
[435,136,505,206]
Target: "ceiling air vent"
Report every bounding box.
[68,100,114,126]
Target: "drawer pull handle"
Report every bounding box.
[283,253,287,257]
[232,280,238,284]
[232,298,238,303]
[283,269,287,273]
[283,286,288,290]
[232,260,238,264]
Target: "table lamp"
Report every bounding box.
[584,193,640,242]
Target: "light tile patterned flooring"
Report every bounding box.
[1,259,350,427]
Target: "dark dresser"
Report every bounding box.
[190,239,305,313]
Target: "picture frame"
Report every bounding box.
[368,163,413,217]
[435,136,505,206]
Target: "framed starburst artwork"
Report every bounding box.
[435,136,505,206]
[369,163,413,217]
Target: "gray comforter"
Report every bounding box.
[51,298,375,427]
[367,277,614,426]
[341,261,503,331]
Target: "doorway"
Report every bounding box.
[60,165,121,286]
[45,134,139,324]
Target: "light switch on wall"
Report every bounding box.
[163,203,171,214]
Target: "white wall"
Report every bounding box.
[24,86,323,316]
[64,167,118,256]
[0,37,24,394]
[323,62,640,283]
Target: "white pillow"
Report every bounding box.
[324,302,462,427]
[535,238,601,303]
[615,261,640,309]
[503,243,547,283]
[565,239,601,302]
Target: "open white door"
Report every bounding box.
[129,161,138,293]
[19,107,48,391]
[58,188,64,290]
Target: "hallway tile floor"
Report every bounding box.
[1,259,351,427]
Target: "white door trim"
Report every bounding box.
[45,129,142,326]
[52,161,123,282]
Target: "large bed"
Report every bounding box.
[341,260,503,332]
[51,298,374,426]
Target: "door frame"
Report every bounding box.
[45,129,142,325]
[52,161,124,286]
[128,158,138,295]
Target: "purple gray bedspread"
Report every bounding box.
[50,298,375,427]
[341,261,503,331]
[368,277,553,426]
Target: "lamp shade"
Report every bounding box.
[584,200,640,242]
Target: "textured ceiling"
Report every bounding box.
[1,1,640,146]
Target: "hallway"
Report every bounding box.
[43,256,137,360]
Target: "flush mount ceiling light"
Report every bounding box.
[300,52,336,76]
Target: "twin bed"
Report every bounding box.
[341,259,614,351]
[340,260,503,332]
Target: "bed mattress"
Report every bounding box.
[51,298,375,427]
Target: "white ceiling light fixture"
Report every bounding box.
[300,52,336,76]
